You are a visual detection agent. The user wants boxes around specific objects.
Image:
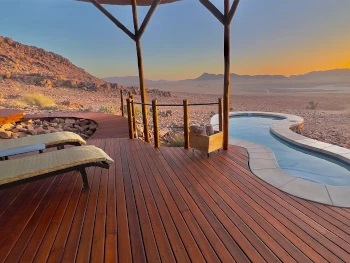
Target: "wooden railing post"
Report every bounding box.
[218,98,223,131]
[183,99,189,149]
[126,98,134,139]
[120,90,125,117]
[152,99,160,148]
[129,95,137,136]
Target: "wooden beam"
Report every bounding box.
[127,98,134,139]
[183,99,189,149]
[218,98,223,132]
[152,99,160,148]
[131,0,150,142]
[199,0,224,25]
[223,0,230,150]
[120,90,125,117]
[138,0,161,39]
[227,0,240,25]
[90,0,136,41]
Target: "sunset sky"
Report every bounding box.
[1,0,350,80]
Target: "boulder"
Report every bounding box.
[1,123,14,131]
[0,130,12,139]
[51,118,60,124]
[159,128,170,137]
[64,118,76,124]
[27,128,38,135]
[36,127,46,134]
[16,132,28,138]
[47,127,58,133]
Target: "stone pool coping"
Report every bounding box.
[211,111,350,207]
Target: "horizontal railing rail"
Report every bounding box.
[120,90,223,148]
[132,102,219,107]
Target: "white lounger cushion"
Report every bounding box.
[0,131,86,151]
[0,145,113,186]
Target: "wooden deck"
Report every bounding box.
[1,137,350,262]
[1,111,350,262]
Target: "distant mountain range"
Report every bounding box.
[104,69,350,94]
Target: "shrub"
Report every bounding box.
[166,133,185,147]
[307,101,318,110]
[0,100,27,109]
[4,72,12,79]
[97,104,119,115]
[22,93,56,107]
[123,105,142,116]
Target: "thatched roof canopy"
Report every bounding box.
[78,0,180,6]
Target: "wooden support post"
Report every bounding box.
[131,0,150,143]
[152,99,160,148]
[183,99,189,149]
[126,98,134,139]
[120,90,125,117]
[223,0,230,150]
[130,95,137,135]
[218,98,223,131]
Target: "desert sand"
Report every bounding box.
[1,82,349,149]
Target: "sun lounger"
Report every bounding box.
[0,131,86,151]
[0,145,113,189]
[0,143,46,161]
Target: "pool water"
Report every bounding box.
[229,116,350,186]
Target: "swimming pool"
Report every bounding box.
[229,115,350,186]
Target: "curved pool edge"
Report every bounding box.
[211,111,350,207]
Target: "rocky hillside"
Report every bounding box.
[0,36,118,91]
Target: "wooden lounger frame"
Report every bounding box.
[0,161,110,190]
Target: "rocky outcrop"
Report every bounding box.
[0,118,97,140]
[0,36,120,92]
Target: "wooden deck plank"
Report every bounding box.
[161,147,272,263]
[15,176,71,262]
[0,136,350,262]
[74,165,101,262]
[190,148,328,262]
[172,147,302,263]
[132,140,188,263]
[0,180,45,225]
[126,140,162,263]
[0,177,58,262]
[0,184,27,216]
[33,173,80,262]
[104,138,118,263]
[141,144,207,263]
[60,167,95,262]
[90,164,108,263]
[224,149,350,254]
[150,145,247,261]
[2,176,65,263]
[46,174,86,263]
[120,139,147,263]
[114,139,133,263]
[149,147,220,263]
[133,140,222,263]
[218,148,348,262]
[130,140,176,263]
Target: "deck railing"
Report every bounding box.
[120,90,223,148]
